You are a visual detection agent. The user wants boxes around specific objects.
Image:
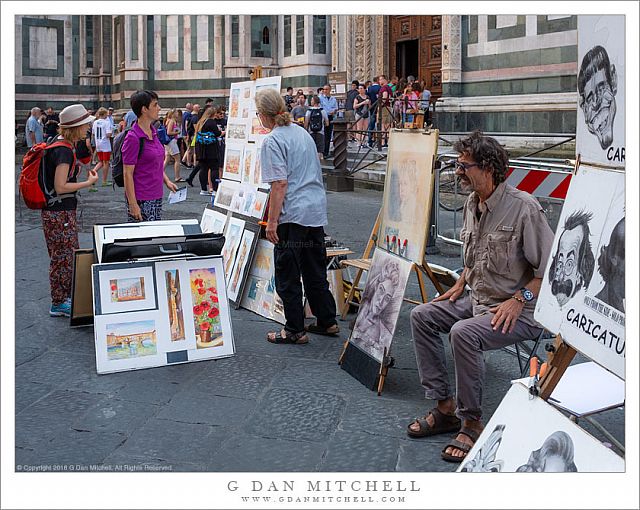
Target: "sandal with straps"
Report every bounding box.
[441,426,481,463]
[266,329,309,345]
[406,407,461,438]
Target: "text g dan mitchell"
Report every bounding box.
[227,480,420,493]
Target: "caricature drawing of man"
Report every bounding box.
[595,216,625,313]
[548,210,595,307]
[578,45,618,150]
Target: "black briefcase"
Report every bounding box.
[101,233,225,263]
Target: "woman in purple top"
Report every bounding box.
[122,90,178,222]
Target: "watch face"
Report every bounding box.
[522,288,534,302]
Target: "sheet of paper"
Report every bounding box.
[168,187,187,204]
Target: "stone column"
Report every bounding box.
[441,15,462,95]
[214,15,223,76]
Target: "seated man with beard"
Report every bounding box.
[406,131,554,464]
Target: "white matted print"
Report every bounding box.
[576,16,625,168]
[251,191,269,220]
[222,142,244,182]
[154,262,197,353]
[95,265,156,315]
[213,179,240,211]
[200,207,228,234]
[181,257,235,360]
[226,120,250,143]
[350,249,413,362]
[378,130,437,264]
[241,144,256,184]
[458,382,624,472]
[221,217,246,280]
[227,227,257,304]
[252,142,269,190]
[240,239,286,324]
[94,310,165,374]
[535,165,625,379]
[254,75,282,96]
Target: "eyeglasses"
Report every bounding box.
[455,161,481,172]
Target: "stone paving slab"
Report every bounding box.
[15,351,95,388]
[244,389,346,443]
[72,396,162,434]
[15,381,54,414]
[109,418,230,464]
[318,431,401,472]
[157,391,256,427]
[209,434,327,472]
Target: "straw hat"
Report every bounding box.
[58,104,95,128]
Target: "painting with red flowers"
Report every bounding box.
[189,268,225,349]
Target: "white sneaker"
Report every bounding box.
[200,190,213,196]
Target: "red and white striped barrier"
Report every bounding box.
[506,167,572,200]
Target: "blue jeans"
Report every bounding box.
[367,107,377,145]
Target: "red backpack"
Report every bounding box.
[19,139,76,209]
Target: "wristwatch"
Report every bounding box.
[512,288,534,304]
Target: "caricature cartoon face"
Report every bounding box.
[580,68,617,149]
[551,227,584,306]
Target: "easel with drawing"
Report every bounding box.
[338,129,445,394]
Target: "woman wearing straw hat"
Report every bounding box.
[122,90,178,222]
[42,104,100,317]
[254,88,339,344]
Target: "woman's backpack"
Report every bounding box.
[19,140,76,209]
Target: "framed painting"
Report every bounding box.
[349,248,413,362]
[221,217,246,281]
[241,144,256,184]
[222,142,244,182]
[377,130,437,264]
[239,239,286,324]
[226,120,250,143]
[70,249,95,327]
[251,190,269,220]
[154,262,197,352]
[94,310,165,374]
[182,257,235,360]
[576,16,625,169]
[535,165,625,379]
[200,206,228,234]
[458,382,624,472]
[227,222,260,307]
[213,179,240,211]
[93,262,157,315]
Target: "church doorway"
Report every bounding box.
[395,39,419,81]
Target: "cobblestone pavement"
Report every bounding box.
[13,158,623,472]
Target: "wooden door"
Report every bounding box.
[389,15,442,99]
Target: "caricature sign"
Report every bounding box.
[535,165,625,379]
[576,16,625,168]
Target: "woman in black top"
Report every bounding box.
[43,104,99,317]
[187,107,224,195]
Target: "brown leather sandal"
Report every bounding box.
[304,323,340,337]
[441,427,481,463]
[266,329,309,344]
[406,407,462,438]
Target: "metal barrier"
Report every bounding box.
[435,154,574,248]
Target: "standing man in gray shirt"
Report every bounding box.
[255,88,339,344]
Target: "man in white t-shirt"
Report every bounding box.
[92,107,114,186]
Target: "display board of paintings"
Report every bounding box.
[92,256,235,374]
[534,165,625,379]
[576,16,625,169]
[377,130,438,264]
[457,382,624,472]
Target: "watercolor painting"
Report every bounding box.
[223,144,243,182]
[105,320,158,360]
[221,218,246,280]
[110,277,145,302]
[227,227,258,305]
[458,383,624,472]
[251,191,268,220]
[200,207,227,234]
[226,121,249,142]
[213,179,239,210]
[229,87,240,118]
[378,130,437,264]
[189,267,224,349]
[164,269,185,341]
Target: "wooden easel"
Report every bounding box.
[537,334,577,400]
[339,209,444,318]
